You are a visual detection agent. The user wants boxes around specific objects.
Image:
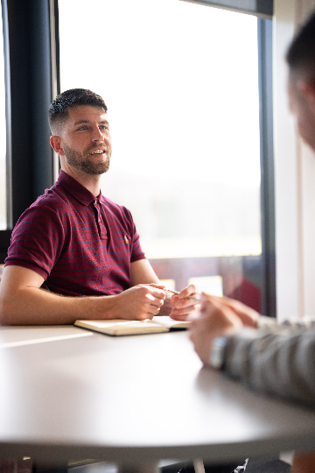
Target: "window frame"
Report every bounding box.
[258,17,276,317]
[180,0,273,18]
[0,0,59,263]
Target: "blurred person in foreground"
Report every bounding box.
[173,10,315,473]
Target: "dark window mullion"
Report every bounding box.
[258,18,276,317]
[0,0,59,263]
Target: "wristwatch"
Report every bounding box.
[209,336,228,370]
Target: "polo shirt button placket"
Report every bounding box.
[94,201,101,224]
[95,202,107,241]
[93,200,102,238]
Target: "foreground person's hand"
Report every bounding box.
[189,293,244,366]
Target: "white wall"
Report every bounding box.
[274,0,315,320]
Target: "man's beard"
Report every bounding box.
[63,143,111,175]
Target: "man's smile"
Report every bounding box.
[89,148,106,156]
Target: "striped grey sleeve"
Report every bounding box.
[223,317,315,406]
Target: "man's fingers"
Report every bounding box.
[142,284,165,299]
[147,283,166,291]
[177,284,197,299]
[174,299,199,310]
[170,312,189,321]
[171,284,198,305]
[145,291,165,314]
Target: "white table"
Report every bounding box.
[1,326,315,470]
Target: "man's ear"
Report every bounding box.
[297,80,315,112]
[50,135,65,156]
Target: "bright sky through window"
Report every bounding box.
[59,0,261,258]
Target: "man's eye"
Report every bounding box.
[100,125,109,131]
[78,126,87,131]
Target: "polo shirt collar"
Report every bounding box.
[57,170,102,206]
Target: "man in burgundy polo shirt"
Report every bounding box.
[0,88,197,325]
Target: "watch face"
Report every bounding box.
[210,336,227,369]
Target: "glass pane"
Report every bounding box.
[0,1,6,230]
[59,0,262,310]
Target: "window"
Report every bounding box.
[59,0,273,313]
[0,1,56,265]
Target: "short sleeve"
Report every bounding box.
[5,205,65,280]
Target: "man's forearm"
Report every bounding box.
[0,286,119,325]
[0,282,167,326]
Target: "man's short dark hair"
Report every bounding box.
[286,10,315,82]
[48,88,108,134]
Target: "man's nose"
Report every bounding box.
[91,125,105,141]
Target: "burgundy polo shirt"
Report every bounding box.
[5,170,146,296]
